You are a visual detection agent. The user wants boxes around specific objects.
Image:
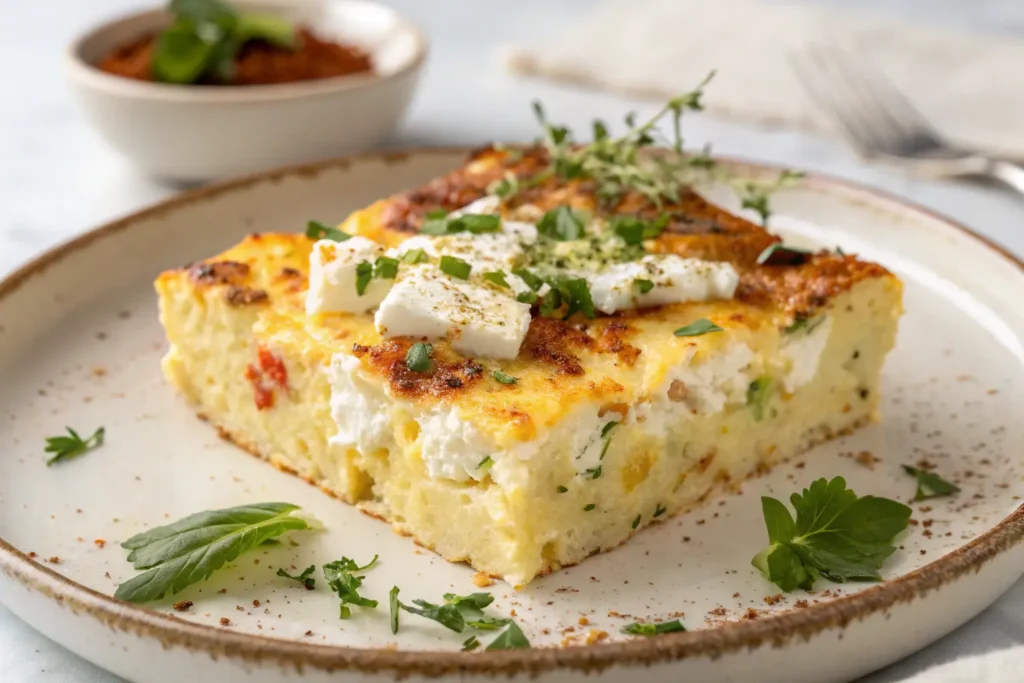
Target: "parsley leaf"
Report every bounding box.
[632,514,641,529]
[324,555,379,619]
[673,318,722,337]
[401,248,427,264]
[486,621,531,650]
[902,465,960,501]
[389,586,400,634]
[635,278,655,294]
[422,212,501,236]
[559,278,596,320]
[482,271,510,289]
[610,215,668,245]
[440,255,472,280]
[492,370,517,385]
[751,477,912,592]
[511,268,544,291]
[477,456,494,472]
[622,620,686,636]
[354,261,373,296]
[114,503,315,603]
[399,592,501,633]
[584,503,596,511]
[537,206,586,241]
[487,173,519,200]
[406,342,434,373]
[44,426,105,466]
[306,220,350,242]
[462,635,481,651]
[276,564,315,590]
[653,503,667,518]
[557,485,569,493]
[756,242,812,266]
[373,256,399,280]
[746,376,773,421]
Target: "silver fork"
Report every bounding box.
[791,44,1024,196]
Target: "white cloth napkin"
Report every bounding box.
[502,0,1024,157]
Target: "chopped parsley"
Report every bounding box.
[306,220,350,242]
[276,564,315,590]
[477,456,494,472]
[440,255,472,280]
[511,268,545,291]
[397,592,509,634]
[44,426,105,466]
[622,620,686,636]
[462,635,481,651]
[486,621,531,650]
[516,291,539,305]
[752,476,912,592]
[609,214,668,245]
[492,370,517,385]
[405,342,434,373]
[421,211,501,236]
[653,503,667,518]
[902,465,960,501]
[557,485,569,493]
[389,586,400,634]
[557,277,596,320]
[632,514,641,529]
[583,503,596,511]
[635,278,655,294]
[401,248,428,264]
[756,242,812,266]
[323,555,379,619]
[354,261,373,296]
[487,173,519,199]
[673,318,723,337]
[373,255,399,280]
[482,271,510,289]
[746,376,773,421]
[536,206,586,241]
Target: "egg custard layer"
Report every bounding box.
[156,147,902,585]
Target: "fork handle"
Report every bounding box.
[987,159,1024,196]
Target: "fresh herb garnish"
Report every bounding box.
[635,278,655,294]
[405,342,434,373]
[752,477,912,592]
[477,456,494,472]
[482,271,510,289]
[486,621,531,650]
[114,503,315,603]
[784,315,825,335]
[622,620,686,636]
[653,503,667,518]
[389,586,400,634]
[306,220,350,242]
[511,268,544,291]
[422,212,501,236]
[673,318,723,337]
[516,291,539,305]
[557,277,596,320]
[323,555,379,619]
[902,465,960,502]
[401,248,427,264]
[632,514,641,529]
[154,0,296,85]
[583,465,602,480]
[45,426,105,466]
[487,173,519,200]
[440,255,472,280]
[537,206,586,241]
[610,215,668,245]
[584,503,597,511]
[557,485,569,493]
[354,261,373,296]
[462,635,481,651]
[373,256,399,280]
[276,564,315,590]
[492,370,517,385]
[398,592,505,633]
[756,242,812,266]
[735,170,804,225]
[746,376,773,421]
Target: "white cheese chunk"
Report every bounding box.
[645,344,756,425]
[587,255,739,315]
[374,265,532,359]
[327,354,394,453]
[780,316,832,392]
[306,237,393,315]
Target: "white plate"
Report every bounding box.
[1,151,1022,683]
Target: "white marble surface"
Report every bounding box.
[2,0,1024,681]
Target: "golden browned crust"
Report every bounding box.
[352,340,486,399]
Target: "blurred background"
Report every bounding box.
[2,0,1024,681]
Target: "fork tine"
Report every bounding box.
[789,52,886,149]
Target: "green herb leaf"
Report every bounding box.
[537,206,586,241]
[584,466,602,480]
[401,248,427,264]
[234,12,296,48]
[622,620,686,636]
[462,635,481,651]
[405,342,434,374]
[114,503,313,603]
[584,503,596,511]
[324,555,379,619]
[486,621,531,650]
[635,279,655,294]
[559,278,596,319]
[511,268,544,291]
[422,212,501,236]
[420,209,451,236]
[305,220,350,242]
[152,20,217,84]
[784,315,825,335]
[516,291,539,305]
[355,261,373,296]
[902,465,960,502]
[45,426,105,466]
[487,173,519,199]
[440,255,472,280]
[482,271,510,289]
[557,485,569,493]
[673,318,723,337]
[746,376,773,421]
[276,564,315,590]
[492,370,517,385]
[751,477,912,592]
[632,514,641,529]
[735,170,804,226]
[401,599,465,631]
[477,456,494,472]
[756,242,811,266]
[609,215,668,245]
[653,503,667,518]
[389,586,400,634]
[373,256,399,280]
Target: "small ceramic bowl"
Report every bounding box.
[65,0,427,182]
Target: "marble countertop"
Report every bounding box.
[2,0,1024,681]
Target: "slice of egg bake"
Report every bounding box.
[155,145,902,585]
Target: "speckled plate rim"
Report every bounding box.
[1,148,1023,677]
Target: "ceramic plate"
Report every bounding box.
[1,150,1022,683]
